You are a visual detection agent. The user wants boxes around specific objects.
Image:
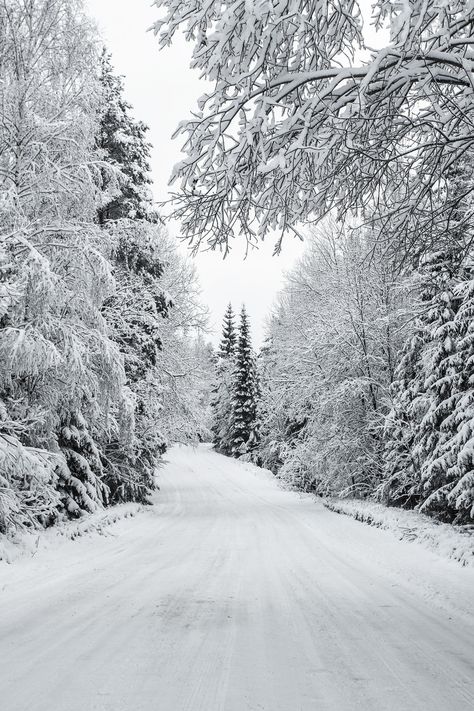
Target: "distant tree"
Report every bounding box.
[212,304,237,454]
[218,303,237,358]
[230,306,260,457]
[255,222,406,492]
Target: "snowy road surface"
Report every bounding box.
[1,445,474,711]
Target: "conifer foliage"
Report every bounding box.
[382,252,474,523]
[212,305,260,458]
[218,303,237,359]
[212,304,237,455]
[97,50,155,223]
[230,307,260,457]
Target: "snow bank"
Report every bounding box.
[0,503,143,564]
[238,456,276,483]
[324,498,474,567]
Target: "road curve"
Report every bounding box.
[1,445,474,711]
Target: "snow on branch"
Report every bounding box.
[154,0,474,257]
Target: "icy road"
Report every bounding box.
[1,445,474,711]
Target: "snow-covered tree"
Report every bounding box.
[218,303,237,358]
[256,221,407,493]
[230,306,260,457]
[382,251,474,522]
[380,324,428,509]
[439,272,474,521]
[0,0,128,524]
[96,49,213,496]
[0,0,213,539]
[155,250,211,444]
[100,221,170,503]
[97,51,155,223]
[212,303,237,454]
[154,0,474,259]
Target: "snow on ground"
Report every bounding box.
[0,502,143,564]
[1,444,474,711]
[324,497,474,567]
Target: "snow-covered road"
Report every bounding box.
[1,445,474,711]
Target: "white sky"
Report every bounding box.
[85,0,305,348]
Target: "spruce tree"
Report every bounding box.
[380,326,428,508]
[212,304,237,454]
[381,250,468,520]
[419,266,474,522]
[230,306,260,457]
[96,51,170,503]
[97,50,155,223]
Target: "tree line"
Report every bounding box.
[187,0,474,524]
[255,225,474,523]
[212,225,474,524]
[0,0,212,536]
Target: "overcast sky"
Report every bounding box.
[85,0,305,347]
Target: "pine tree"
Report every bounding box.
[379,326,428,508]
[413,251,460,518]
[418,266,474,522]
[218,303,237,358]
[380,250,467,519]
[212,304,237,454]
[97,50,155,224]
[96,52,172,503]
[230,306,260,457]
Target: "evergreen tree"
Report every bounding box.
[380,250,471,520]
[101,221,171,504]
[212,304,237,454]
[380,326,428,508]
[95,52,174,503]
[97,50,155,223]
[412,252,461,518]
[418,266,474,522]
[218,303,237,358]
[230,306,260,457]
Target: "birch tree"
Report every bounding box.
[154,0,474,258]
[257,221,407,493]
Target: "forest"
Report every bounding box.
[2,2,474,709]
[164,0,474,526]
[2,0,474,545]
[0,0,214,536]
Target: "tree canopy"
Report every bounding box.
[154,0,474,257]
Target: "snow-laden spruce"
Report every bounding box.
[212,304,260,459]
[212,303,237,456]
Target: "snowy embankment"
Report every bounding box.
[0,503,143,564]
[324,497,474,567]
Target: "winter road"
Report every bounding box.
[1,445,474,711]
